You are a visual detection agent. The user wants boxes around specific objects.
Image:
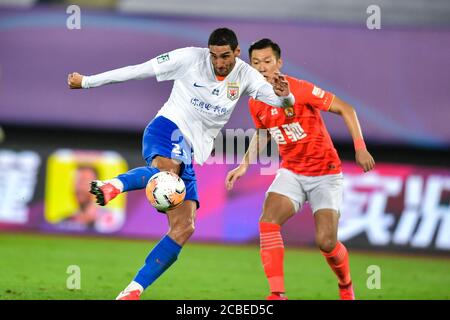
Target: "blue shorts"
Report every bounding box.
[142,116,199,209]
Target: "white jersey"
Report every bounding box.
[151,47,290,164]
[82,47,294,164]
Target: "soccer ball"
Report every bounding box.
[145,171,186,212]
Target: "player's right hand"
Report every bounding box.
[267,72,290,97]
[225,165,248,191]
[67,72,84,89]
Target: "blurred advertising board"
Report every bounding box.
[0,147,449,254]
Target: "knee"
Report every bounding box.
[315,232,337,253]
[259,213,282,225]
[260,193,295,225]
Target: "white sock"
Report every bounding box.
[104,178,124,192]
[124,281,144,293]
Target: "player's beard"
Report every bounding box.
[216,69,226,76]
[215,61,235,77]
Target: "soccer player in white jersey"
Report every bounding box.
[67,28,295,300]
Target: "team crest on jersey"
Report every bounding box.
[227,82,239,101]
[284,107,295,117]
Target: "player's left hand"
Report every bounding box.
[225,164,248,191]
[356,149,375,172]
[269,72,290,97]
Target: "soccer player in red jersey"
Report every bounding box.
[226,39,375,300]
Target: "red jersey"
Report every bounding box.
[249,76,342,176]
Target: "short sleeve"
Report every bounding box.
[241,64,268,99]
[298,80,335,111]
[150,47,205,82]
[248,98,266,129]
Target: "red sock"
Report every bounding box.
[259,222,285,294]
[321,241,352,286]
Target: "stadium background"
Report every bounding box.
[0,0,449,300]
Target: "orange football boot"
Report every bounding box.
[90,180,121,206]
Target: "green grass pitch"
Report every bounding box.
[0,233,449,300]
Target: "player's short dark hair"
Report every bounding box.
[208,28,239,51]
[249,38,281,59]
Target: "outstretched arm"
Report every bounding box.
[329,97,375,172]
[225,129,271,190]
[68,59,156,89]
[255,73,295,108]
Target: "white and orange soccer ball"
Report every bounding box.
[145,171,186,212]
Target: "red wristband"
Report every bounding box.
[354,137,366,151]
